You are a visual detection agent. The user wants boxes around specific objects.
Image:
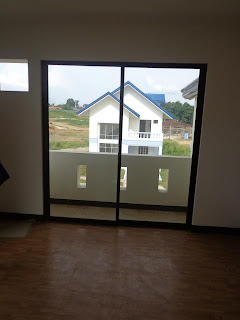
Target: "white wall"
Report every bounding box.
[0,20,239,227]
[121,86,163,134]
[89,96,129,139]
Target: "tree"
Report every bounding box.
[66,98,75,108]
[161,101,194,124]
[75,100,79,108]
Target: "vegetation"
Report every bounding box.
[49,109,78,119]
[49,141,88,150]
[49,109,89,127]
[63,98,76,110]
[158,169,168,189]
[162,101,194,124]
[163,140,191,156]
[49,109,89,150]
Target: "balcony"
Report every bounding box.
[128,131,163,141]
[50,151,191,207]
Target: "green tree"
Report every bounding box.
[161,101,194,124]
[75,100,79,108]
[66,98,75,108]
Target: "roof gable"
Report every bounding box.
[112,81,174,119]
[76,91,140,118]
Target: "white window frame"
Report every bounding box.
[99,123,119,140]
[138,146,149,154]
[99,143,119,153]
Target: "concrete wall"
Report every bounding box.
[50,151,191,206]
[0,20,239,227]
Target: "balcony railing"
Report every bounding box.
[50,151,191,207]
[128,131,163,140]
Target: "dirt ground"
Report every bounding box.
[49,121,89,142]
[176,139,192,145]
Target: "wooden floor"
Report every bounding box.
[0,222,239,320]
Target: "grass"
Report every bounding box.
[49,141,88,150]
[49,109,79,119]
[163,140,191,156]
[158,169,168,189]
[49,109,89,127]
[53,118,89,127]
[121,168,126,179]
[49,131,89,138]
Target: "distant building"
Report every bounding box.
[181,78,199,153]
[77,81,174,155]
[163,119,192,129]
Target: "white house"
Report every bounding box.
[77,81,174,155]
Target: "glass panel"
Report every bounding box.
[0,60,29,92]
[119,67,200,223]
[49,65,121,220]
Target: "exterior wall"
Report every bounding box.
[0,20,239,227]
[88,96,129,152]
[128,146,159,155]
[50,151,191,206]
[128,117,139,133]
[121,86,163,134]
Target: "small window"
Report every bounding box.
[99,143,118,153]
[153,120,158,124]
[0,59,29,92]
[138,146,148,154]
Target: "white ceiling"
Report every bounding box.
[0,0,240,22]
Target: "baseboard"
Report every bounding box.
[191,225,240,235]
[0,212,43,221]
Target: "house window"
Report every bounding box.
[153,120,158,124]
[100,123,119,140]
[138,146,149,154]
[99,143,118,153]
[0,59,29,92]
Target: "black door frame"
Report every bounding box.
[41,61,207,227]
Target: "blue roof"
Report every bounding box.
[146,93,165,103]
[76,91,140,118]
[111,81,174,119]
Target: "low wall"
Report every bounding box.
[50,151,192,206]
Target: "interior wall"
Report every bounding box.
[0,20,239,226]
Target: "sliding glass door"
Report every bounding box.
[48,65,121,220]
[119,67,200,223]
[43,61,205,225]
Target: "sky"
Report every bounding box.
[0,63,29,91]
[48,66,199,106]
[0,63,199,105]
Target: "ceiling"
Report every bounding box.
[0,0,240,22]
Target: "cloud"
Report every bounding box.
[146,76,180,95]
[0,63,28,91]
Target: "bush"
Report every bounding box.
[163,140,190,156]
